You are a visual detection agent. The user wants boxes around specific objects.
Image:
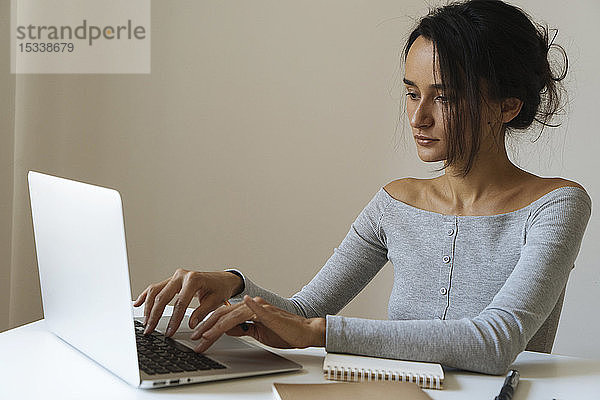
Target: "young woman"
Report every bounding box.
[134,0,591,374]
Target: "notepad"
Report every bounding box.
[322,353,444,389]
[272,382,432,400]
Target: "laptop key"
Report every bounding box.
[181,363,198,372]
[187,363,209,370]
[143,368,157,375]
[135,321,227,373]
[154,368,170,375]
[166,338,194,353]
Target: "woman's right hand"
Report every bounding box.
[133,268,244,337]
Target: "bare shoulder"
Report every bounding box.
[537,177,586,193]
[383,177,427,204]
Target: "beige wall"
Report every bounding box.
[6,0,428,328]
[3,0,599,358]
[516,0,600,357]
[1,0,16,331]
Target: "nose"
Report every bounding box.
[410,100,434,129]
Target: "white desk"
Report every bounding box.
[2,313,599,400]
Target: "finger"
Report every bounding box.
[143,283,165,325]
[144,279,181,334]
[165,279,198,337]
[133,287,149,307]
[188,295,227,329]
[202,305,254,341]
[194,317,251,353]
[191,303,253,345]
[190,302,243,340]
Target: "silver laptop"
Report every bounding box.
[27,171,302,389]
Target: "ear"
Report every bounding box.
[500,97,523,124]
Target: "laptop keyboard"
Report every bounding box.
[134,320,226,375]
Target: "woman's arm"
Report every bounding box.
[325,188,592,375]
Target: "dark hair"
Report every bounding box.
[404,0,568,176]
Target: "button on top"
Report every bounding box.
[447,228,455,236]
[439,288,447,295]
[443,255,451,263]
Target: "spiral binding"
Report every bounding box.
[324,365,442,389]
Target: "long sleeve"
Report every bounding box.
[228,188,392,317]
[325,187,592,374]
[229,186,591,375]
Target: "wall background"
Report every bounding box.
[1,0,16,333]
[2,0,599,359]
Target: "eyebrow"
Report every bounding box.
[403,78,445,91]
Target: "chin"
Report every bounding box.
[416,151,445,163]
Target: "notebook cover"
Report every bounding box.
[272,382,432,400]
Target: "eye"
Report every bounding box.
[405,92,419,101]
[435,95,448,104]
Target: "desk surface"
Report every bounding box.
[2,314,599,400]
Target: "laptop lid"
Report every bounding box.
[28,171,140,387]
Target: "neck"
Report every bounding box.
[439,141,527,211]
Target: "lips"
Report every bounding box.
[415,135,439,141]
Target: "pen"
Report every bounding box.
[224,300,250,332]
[494,369,519,400]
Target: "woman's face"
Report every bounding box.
[404,35,449,163]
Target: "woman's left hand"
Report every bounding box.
[190,295,326,353]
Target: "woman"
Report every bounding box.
[134,0,591,374]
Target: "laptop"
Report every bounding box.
[27,171,302,389]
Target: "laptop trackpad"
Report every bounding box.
[173,333,258,351]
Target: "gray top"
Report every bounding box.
[230,185,592,375]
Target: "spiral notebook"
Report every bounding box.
[323,353,444,390]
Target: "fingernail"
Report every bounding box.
[166,327,174,337]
